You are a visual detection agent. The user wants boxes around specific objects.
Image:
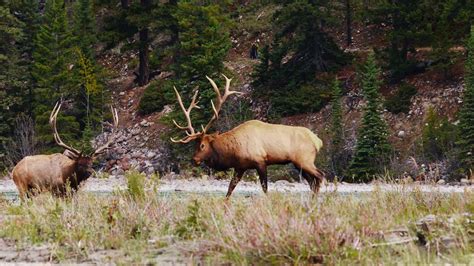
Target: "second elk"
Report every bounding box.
[171,75,325,198]
[12,102,118,199]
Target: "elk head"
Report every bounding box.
[49,101,119,179]
[171,75,242,165]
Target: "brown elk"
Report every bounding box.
[12,102,118,199]
[171,75,324,198]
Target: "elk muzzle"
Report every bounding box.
[192,156,202,166]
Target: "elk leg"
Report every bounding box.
[226,169,245,198]
[256,165,268,193]
[302,165,324,193]
[17,187,27,201]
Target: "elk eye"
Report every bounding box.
[200,143,205,150]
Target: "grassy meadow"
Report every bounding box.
[0,174,473,264]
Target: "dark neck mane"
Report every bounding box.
[206,135,236,171]
[71,163,92,190]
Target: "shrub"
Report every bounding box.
[421,107,457,161]
[125,170,146,200]
[138,79,175,115]
[269,82,332,116]
[385,83,417,114]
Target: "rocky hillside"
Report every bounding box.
[94,4,467,180]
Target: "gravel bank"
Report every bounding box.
[1,177,472,196]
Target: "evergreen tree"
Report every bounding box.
[458,26,474,173]
[32,0,79,148]
[72,0,107,144]
[427,0,472,79]
[171,1,231,124]
[0,3,26,166]
[369,1,428,82]
[329,78,346,177]
[98,0,158,86]
[173,1,231,82]
[252,0,347,116]
[73,0,97,60]
[349,52,392,181]
[251,45,270,89]
[8,0,40,115]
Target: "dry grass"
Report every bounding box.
[0,184,473,264]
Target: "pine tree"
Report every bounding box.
[252,0,347,116]
[73,0,97,61]
[458,26,474,173]
[251,45,270,90]
[369,1,427,82]
[32,0,79,149]
[72,0,107,143]
[0,3,26,166]
[349,52,392,181]
[8,0,40,115]
[98,0,158,86]
[329,78,345,177]
[173,1,231,82]
[171,1,231,124]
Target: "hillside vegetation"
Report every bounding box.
[1,0,474,182]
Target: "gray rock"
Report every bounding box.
[131,128,141,136]
[140,120,149,127]
[146,151,156,158]
[145,167,155,175]
[397,130,406,138]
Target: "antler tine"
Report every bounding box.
[202,75,242,133]
[222,74,243,99]
[170,136,198,144]
[170,87,203,143]
[112,106,119,127]
[49,101,81,156]
[206,76,222,100]
[93,106,119,156]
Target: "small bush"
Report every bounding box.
[125,170,146,200]
[175,199,206,239]
[421,107,457,161]
[385,83,417,114]
[138,80,175,115]
[268,82,331,116]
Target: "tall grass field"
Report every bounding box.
[0,181,473,264]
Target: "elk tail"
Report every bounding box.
[308,130,323,152]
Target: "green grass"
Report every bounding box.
[0,186,473,264]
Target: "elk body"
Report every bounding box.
[172,75,325,197]
[12,103,118,199]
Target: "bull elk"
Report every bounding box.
[171,75,324,198]
[12,102,118,199]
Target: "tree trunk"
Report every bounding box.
[345,0,352,46]
[138,27,150,86]
[121,0,130,9]
[138,0,151,86]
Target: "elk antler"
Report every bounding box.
[49,102,82,156]
[171,75,242,144]
[170,87,202,143]
[203,74,243,133]
[93,106,119,156]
